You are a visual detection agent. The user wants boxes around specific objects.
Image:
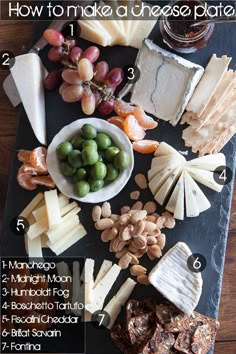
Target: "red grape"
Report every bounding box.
[44,70,61,90]
[43,29,64,47]
[94,61,109,82]
[93,89,102,108]
[78,58,94,81]
[62,69,82,85]
[81,46,100,63]
[62,85,84,103]
[98,99,114,116]
[104,68,124,88]
[48,46,64,62]
[70,47,83,64]
[81,87,96,115]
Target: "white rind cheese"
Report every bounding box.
[131,39,204,125]
[149,242,203,316]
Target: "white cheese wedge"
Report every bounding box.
[32,194,69,221]
[154,142,186,162]
[27,234,43,258]
[184,172,211,213]
[78,19,112,46]
[28,217,48,240]
[184,171,199,218]
[10,53,47,145]
[149,154,184,180]
[131,39,204,125]
[46,215,79,243]
[19,193,44,219]
[186,167,223,192]
[166,172,184,214]
[149,242,203,316]
[186,54,231,116]
[174,173,185,220]
[186,153,226,171]
[44,190,62,229]
[154,166,182,206]
[129,19,157,49]
[149,161,182,196]
[103,278,136,329]
[86,264,121,314]
[94,260,113,288]
[82,259,95,305]
[41,234,49,248]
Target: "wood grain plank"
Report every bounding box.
[217,232,236,341]
[229,181,236,231]
[215,341,236,354]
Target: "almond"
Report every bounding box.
[120,225,133,241]
[137,275,150,285]
[147,236,157,245]
[127,252,139,265]
[110,214,120,222]
[131,201,143,211]
[119,213,131,226]
[118,253,132,269]
[92,205,101,222]
[162,212,176,229]
[143,201,157,214]
[101,227,118,242]
[133,235,147,249]
[130,210,147,224]
[95,218,114,230]
[115,248,128,259]
[144,221,157,233]
[135,174,147,189]
[128,243,139,253]
[149,245,162,258]
[133,220,145,237]
[130,265,147,277]
[120,206,130,215]
[156,233,166,250]
[156,216,166,229]
[147,249,156,261]
[134,246,148,258]
[145,215,156,223]
[130,191,140,200]
[101,202,111,218]
[148,228,161,237]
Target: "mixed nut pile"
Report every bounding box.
[92,197,175,285]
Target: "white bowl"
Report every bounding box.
[46,118,134,203]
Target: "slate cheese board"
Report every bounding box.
[1,3,236,353]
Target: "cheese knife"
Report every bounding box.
[3,0,94,107]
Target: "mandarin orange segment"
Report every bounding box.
[30,175,56,188]
[17,166,37,191]
[133,106,158,129]
[107,116,125,130]
[123,115,146,141]
[133,140,159,154]
[30,147,48,173]
[114,99,135,118]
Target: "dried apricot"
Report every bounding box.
[133,106,158,129]
[114,99,135,118]
[123,115,146,141]
[133,140,159,154]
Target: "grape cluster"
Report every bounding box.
[43,29,124,116]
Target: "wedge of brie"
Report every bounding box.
[149,242,203,316]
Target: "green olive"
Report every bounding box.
[75,168,87,181]
[88,178,104,192]
[81,124,97,139]
[71,135,85,149]
[82,140,97,150]
[105,164,119,181]
[81,147,99,166]
[91,162,107,180]
[60,162,76,176]
[68,150,83,168]
[56,141,73,160]
[74,180,90,198]
[95,133,112,150]
[104,146,120,162]
[114,151,130,170]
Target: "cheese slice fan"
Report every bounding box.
[166,171,184,214]
[184,172,211,213]
[149,161,181,196]
[149,242,203,316]
[154,166,182,205]
[186,153,226,171]
[186,167,223,192]
[184,171,199,218]
[10,53,47,145]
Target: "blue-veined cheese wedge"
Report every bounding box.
[131,39,204,125]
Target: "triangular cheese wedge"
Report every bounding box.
[154,142,186,162]
[174,172,185,220]
[10,53,47,145]
[184,171,199,217]
[78,19,112,46]
[186,167,223,192]
[149,242,203,316]
[166,171,184,214]
[184,172,211,213]
[186,153,226,171]
[154,166,182,205]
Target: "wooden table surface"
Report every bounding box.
[0,20,236,354]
